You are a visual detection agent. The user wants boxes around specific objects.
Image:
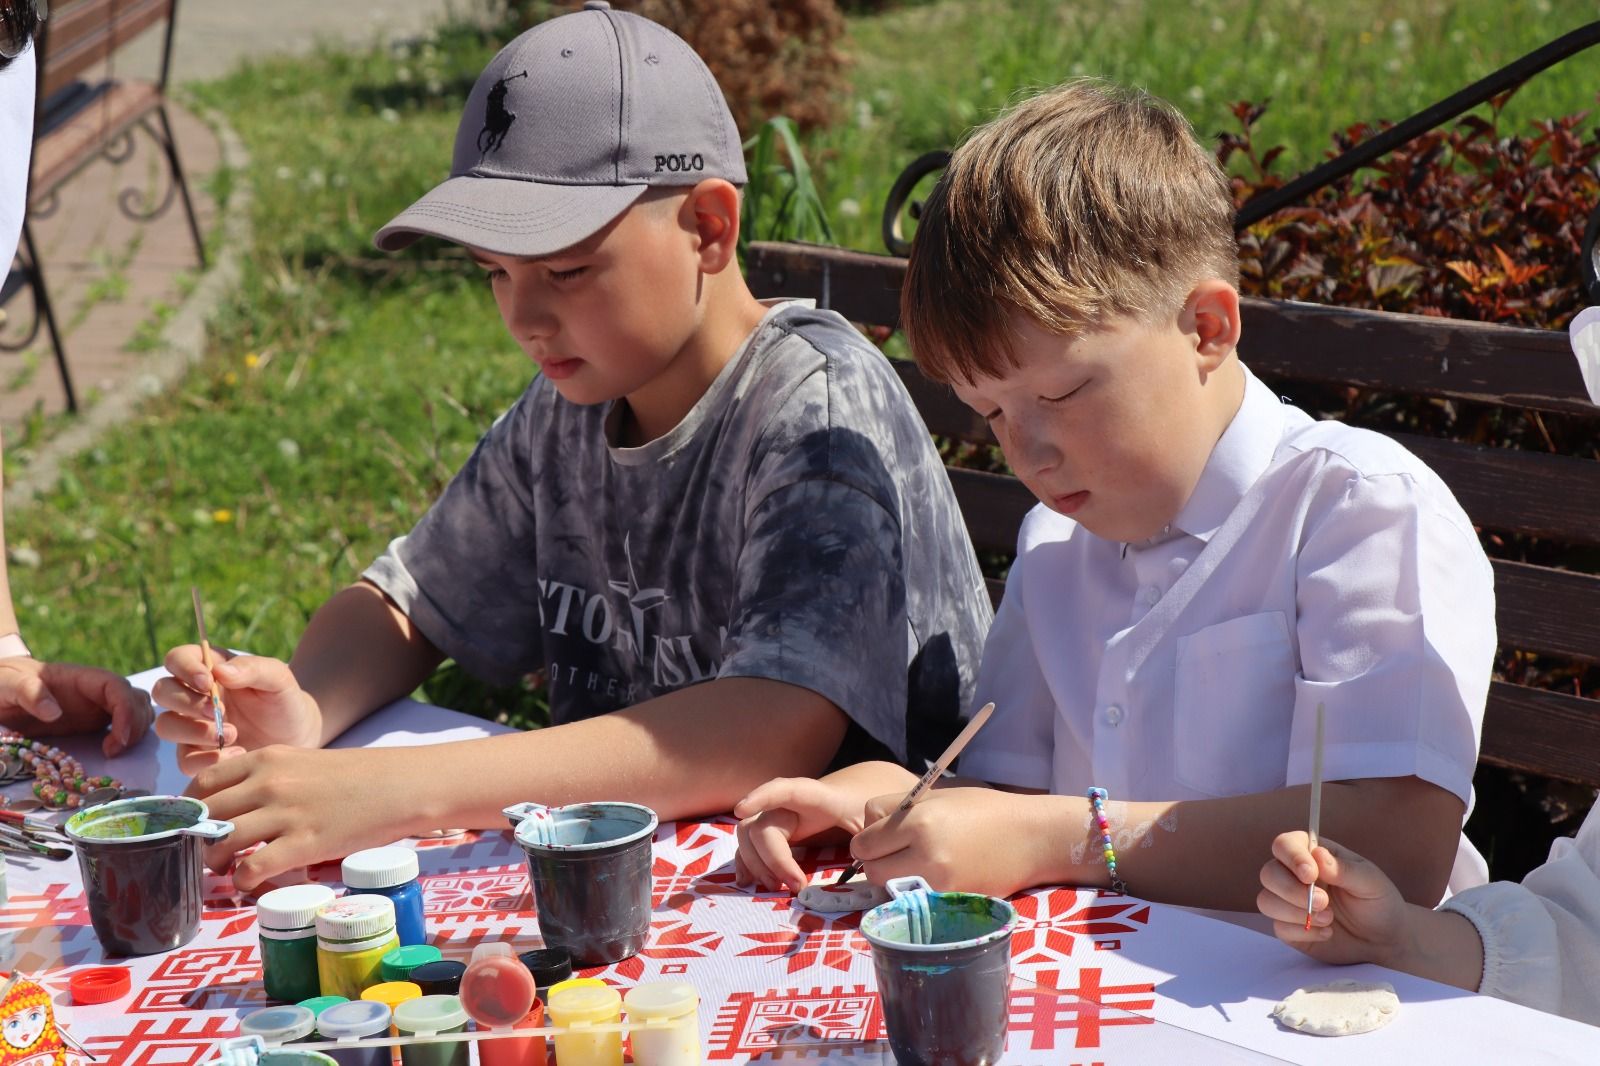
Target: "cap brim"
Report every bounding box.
[373,176,649,257]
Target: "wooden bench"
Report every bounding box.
[746,240,1600,800]
[2,0,204,412]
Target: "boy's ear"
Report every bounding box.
[1187,279,1242,372]
[684,179,742,275]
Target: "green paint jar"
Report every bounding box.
[381,943,443,983]
[315,895,400,1000]
[295,995,349,1019]
[259,884,338,1003]
[392,994,470,1066]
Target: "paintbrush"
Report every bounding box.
[190,587,227,750]
[1305,701,1325,931]
[835,701,997,887]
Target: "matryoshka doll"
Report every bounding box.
[0,977,83,1066]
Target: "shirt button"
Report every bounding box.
[1104,704,1125,727]
[1170,557,1190,577]
[1142,585,1161,606]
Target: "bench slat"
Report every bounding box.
[747,241,1598,415]
[39,0,173,100]
[29,81,162,201]
[1480,682,1600,786]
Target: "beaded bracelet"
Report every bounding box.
[1087,787,1130,895]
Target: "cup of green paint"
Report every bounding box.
[65,795,234,956]
[503,801,657,966]
[860,875,1017,1066]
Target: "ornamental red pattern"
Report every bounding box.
[736,912,869,973]
[1008,967,1156,1050]
[79,1015,237,1066]
[130,947,264,1014]
[708,985,885,1059]
[1008,888,1152,967]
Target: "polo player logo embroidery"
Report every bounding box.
[478,70,528,155]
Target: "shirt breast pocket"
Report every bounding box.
[1172,611,1297,797]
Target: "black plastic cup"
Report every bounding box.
[859,876,1017,1066]
[503,801,657,967]
[64,795,234,956]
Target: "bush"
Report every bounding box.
[494,0,850,135]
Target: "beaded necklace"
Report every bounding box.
[0,732,122,810]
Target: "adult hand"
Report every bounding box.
[151,646,322,776]
[850,786,1049,898]
[733,776,871,892]
[0,658,153,757]
[187,744,424,892]
[1257,831,1410,966]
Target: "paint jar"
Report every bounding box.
[407,960,466,997]
[361,980,422,1026]
[503,802,657,966]
[546,981,622,1066]
[516,948,572,1003]
[380,944,442,984]
[392,994,470,1066]
[460,942,536,1029]
[622,982,699,1066]
[296,996,349,1019]
[316,895,400,1000]
[859,876,1017,1066]
[313,998,393,1066]
[258,884,338,1003]
[478,1000,547,1066]
[259,1054,340,1066]
[342,847,427,946]
[64,795,234,956]
[239,1004,318,1047]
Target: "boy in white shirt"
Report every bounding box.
[734,79,1496,913]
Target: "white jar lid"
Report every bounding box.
[624,981,698,1020]
[257,883,338,932]
[342,846,420,890]
[315,893,396,940]
[315,998,392,1039]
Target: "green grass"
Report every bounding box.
[7,0,1597,717]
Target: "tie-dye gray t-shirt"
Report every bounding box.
[364,301,991,766]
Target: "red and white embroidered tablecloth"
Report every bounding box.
[3,678,1594,1065]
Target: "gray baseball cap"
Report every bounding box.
[374,1,746,256]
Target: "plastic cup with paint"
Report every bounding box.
[503,801,657,966]
[392,994,470,1066]
[623,982,699,1066]
[239,1004,317,1047]
[545,980,622,1066]
[64,795,234,956]
[516,948,571,1003]
[380,944,443,984]
[312,998,392,1066]
[859,876,1017,1066]
[477,1000,547,1066]
[407,959,466,997]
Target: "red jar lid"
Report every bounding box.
[70,967,131,1004]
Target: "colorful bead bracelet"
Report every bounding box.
[1088,786,1130,895]
[0,733,122,810]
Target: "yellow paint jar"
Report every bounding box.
[315,894,400,1000]
[547,980,622,1066]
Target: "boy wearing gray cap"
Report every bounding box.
[150,2,990,890]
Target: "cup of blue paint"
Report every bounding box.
[860,875,1017,1066]
[503,801,657,967]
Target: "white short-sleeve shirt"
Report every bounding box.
[959,365,1496,893]
[1,46,35,271]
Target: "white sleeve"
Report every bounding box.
[1440,809,1600,1025]
[956,528,1055,790]
[1288,469,1494,806]
[0,47,35,271]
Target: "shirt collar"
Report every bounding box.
[1170,364,1284,544]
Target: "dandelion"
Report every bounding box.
[837,199,861,219]
[212,509,234,524]
[244,353,260,368]
[223,371,238,386]
[275,165,293,180]
[1210,16,1226,32]
[380,108,400,124]
[1187,85,1206,104]
[278,438,302,460]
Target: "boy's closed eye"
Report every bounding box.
[976,380,1088,423]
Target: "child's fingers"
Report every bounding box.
[1270,917,1334,946]
[150,675,216,722]
[1259,854,1319,906]
[175,741,248,778]
[1256,884,1330,927]
[1270,830,1320,886]
[1307,839,1390,900]
[155,708,239,752]
[164,644,236,693]
[737,835,785,893]
[212,655,296,694]
[748,818,807,892]
[1,668,63,723]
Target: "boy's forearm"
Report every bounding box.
[1028,776,1463,911]
[1387,906,1485,992]
[290,581,444,745]
[392,675,852,829]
